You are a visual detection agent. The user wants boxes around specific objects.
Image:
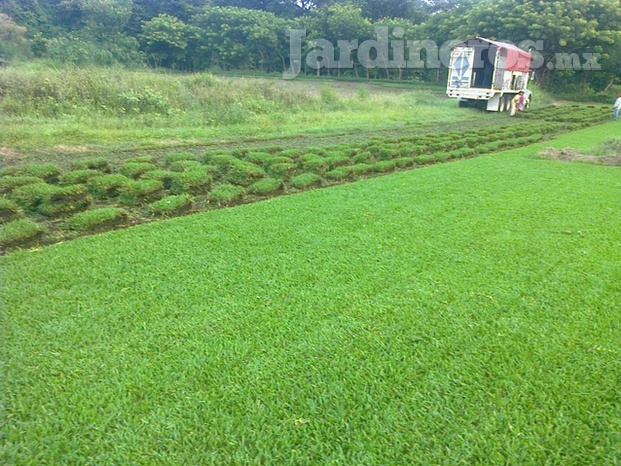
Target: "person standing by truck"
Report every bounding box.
[510,91,526,116]
[613,93,621,120]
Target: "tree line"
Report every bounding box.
[1,0,620,95]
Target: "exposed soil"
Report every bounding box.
[539,148,621,166]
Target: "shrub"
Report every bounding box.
[66,208,128,232]
[88,174,130,199]
[149,195,194,217]
[165,152,200,165]
[209,184,246,205]
[0,176,42,193]
[119,162,158,179]
[169,170,212,195]
[226,160,266,186]
[1,163,62,182]
[0,197,22,223]
[0,219,45,249]
[119,179,164,205]
[71,157,111,172]
[290,173,322,190]
[248,178,282,196]
[59,169,101,185]
[169,160,204,172]
[38,185,92,217]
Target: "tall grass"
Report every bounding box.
[0,66,322,123]
[0,64,558,153]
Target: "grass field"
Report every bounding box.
[0,65,554,157]
[1,122,620,464]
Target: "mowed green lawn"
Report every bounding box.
[2,123,620,465]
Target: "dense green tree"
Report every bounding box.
[191,7,288,72]
[140,13,195,67]
[210,0,302,18]
[127,0,209,35]
[453,0,621,89]
[0,12,29,59]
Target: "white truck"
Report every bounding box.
[447,37,532,112]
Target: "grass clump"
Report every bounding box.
[225,160,266,187]
[66,208,128,232]
[119,179,164,205]
[169,160,204,172]
[349,163,374,176]
[247,177,282,196]
[119,162,158,179]
[279,149,302,159]
[300,154,328,173]
[169,170,212,195]
[246,152,274,166]
[393,157,415,168]
[141,169,177,189]
[0,176,43,193]
[209,184,246,205]
[326,153,352,169]
[38,185,92,217]
[290,173,322,190]
[10,183,58,211]
[88,174,130,199]
[149,195,194,217]
[268,162,298,178]
[71,157,111,172]
[352,152,375,164]
[1,163,62,182]
[0,197,22,223]
[59,169,102,185]
[325,166,352,181]
[374,160,397,173]
[265,156,294,166]
[165,152,200,165]
[0,218,44,249]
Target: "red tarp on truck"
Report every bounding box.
[455,37,532,73]
[483,38,532,72]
